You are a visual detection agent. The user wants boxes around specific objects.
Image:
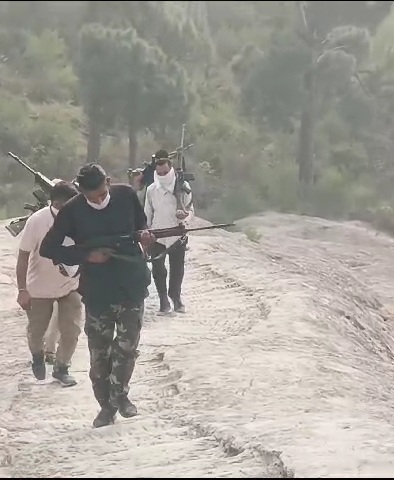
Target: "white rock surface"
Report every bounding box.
[2,212,394,478]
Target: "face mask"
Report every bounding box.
[86,191,111,210]
[154,168,176,192]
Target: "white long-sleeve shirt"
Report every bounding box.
[144,182,194,248]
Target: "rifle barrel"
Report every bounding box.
[168,144,194,158]
[8,152,37,176]
[181,123,185,149]
[184,223,235,232]
[146,223,235,238]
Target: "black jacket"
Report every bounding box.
[40,184,150,312]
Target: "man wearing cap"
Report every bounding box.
[145,150,194,315]
[16,181,82,386]
[40,163,154,428]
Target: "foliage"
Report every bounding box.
[2,1,394,236]
[76,23,125,131]
[21,29,77,102]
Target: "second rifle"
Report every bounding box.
[5,152,55,237]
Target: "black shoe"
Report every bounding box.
[172,298,186,314]
[93,406,117,428]
[52,366,77,387]
[32,353,46,381]
[118,396,138,418]
[158,295,173,316]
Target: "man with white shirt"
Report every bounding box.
[43,178,62,364]
[144,150,194,315]
[16,181,82,386]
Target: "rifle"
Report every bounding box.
[55,223,235,277]
[169,124,195,213]
[5,152,54,237]
[75,223,235,263]
[126,124,195,210]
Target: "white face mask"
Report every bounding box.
[154,167,176,192]
[85,191,111,210]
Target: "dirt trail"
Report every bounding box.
[2,212,394,478]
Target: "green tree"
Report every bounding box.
[20,29,77,103]
[117,27,190,167]
[75,23,127,162]
[237,1,391,185]
[76,23,190,166]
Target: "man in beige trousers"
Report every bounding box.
[44,307,60,364]
[44,180,66,364]
[16,181,83,386]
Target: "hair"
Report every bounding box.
[76,163,107,191]
[50,181,78,202]
[154,149,171,167]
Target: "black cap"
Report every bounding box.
[153,149,170,165]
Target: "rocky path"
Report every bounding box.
[2,213,394,477]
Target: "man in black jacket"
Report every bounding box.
[40,163,153,428]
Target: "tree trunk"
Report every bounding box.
[296,109,314,185]
[128,127,138,169]
[87,115,101,163]
[295,1,317,187]
[296,66,316,185]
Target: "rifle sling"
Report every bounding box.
[148,235,187,262]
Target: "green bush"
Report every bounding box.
[204,184,264,223]
[302,167,353,219]
[258,161,299,212]
[244,226,262,243]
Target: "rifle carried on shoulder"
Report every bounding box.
[168,123,194,213]
[127,124,195,210]
[5,152,54,237]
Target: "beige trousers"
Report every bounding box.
[26,291,83,366]
[44,304,60,353]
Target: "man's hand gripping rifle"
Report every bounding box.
[5,152,55,237]
[76,223,235,264]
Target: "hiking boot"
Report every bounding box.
[158,294,173,316]
[45,352,56,365]
[93,406,117,428]
[117,396,138,418]
[32,353,46,381]
[172,297,186,314]
[52,366,77,387]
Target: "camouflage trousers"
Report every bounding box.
[84,301,144,408]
